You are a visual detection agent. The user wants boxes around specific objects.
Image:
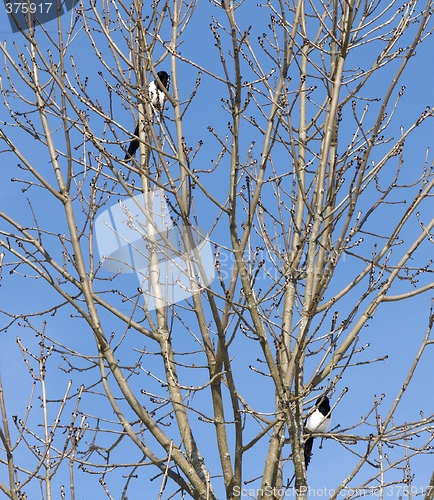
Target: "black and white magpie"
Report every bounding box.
[124,70,170,160]
[304,396,331,469]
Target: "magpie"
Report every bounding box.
[304,396,331,469]
[124,70,170,160]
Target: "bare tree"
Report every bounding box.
[1,0,434,499]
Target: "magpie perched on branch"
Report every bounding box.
[304,396,331,469]
[124,70,170,160]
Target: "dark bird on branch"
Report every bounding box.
[124,71,170,160]
[304,396,331,469]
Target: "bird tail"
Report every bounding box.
[292,437,314,491]
[124,125,140,160]
[304,436,314,470]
